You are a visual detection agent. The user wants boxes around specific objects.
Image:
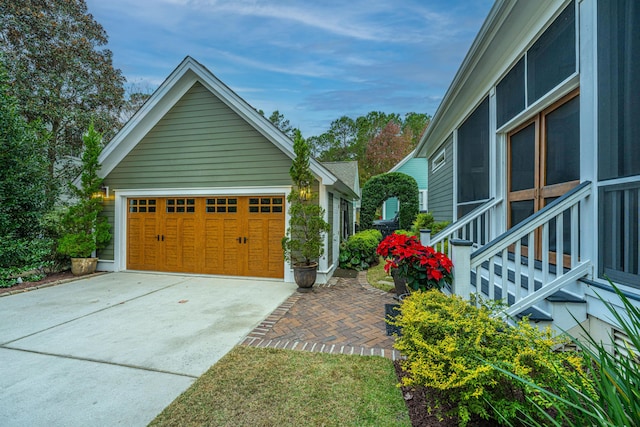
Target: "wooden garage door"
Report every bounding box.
[127,196,285,278]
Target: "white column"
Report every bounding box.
[450,239,473,300]
[420,229,431,246]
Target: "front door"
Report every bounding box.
[507,91,580,264]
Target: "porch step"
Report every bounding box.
[516,306,552,322]
[471,268,587,332]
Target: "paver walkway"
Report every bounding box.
[242,271,403,360]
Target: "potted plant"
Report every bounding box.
[282,130,330,291]
[376,233,453,295]
[58,123,111,275]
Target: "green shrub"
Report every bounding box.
[431,220,450,236]
[339,229,382,270]
[410,212,434,235]
[0,237,53,287]
[393,290,594,426]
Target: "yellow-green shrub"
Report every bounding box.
[393,290,594,426]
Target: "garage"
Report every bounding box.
[126,196,285,278]
[95,57,358,284]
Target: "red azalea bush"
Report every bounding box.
[376,233,453,291]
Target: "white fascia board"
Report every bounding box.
[99,56,337,186]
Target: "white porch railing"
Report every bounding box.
[450,181,592,316]
[426,197,502,258]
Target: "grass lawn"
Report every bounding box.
[150,346,411,427]
[366,257,395,293]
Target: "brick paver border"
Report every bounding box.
[241,272,403,360]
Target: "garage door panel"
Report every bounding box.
[127,199,159,271]
[268,218,285,278]
[223,219,241,275]
[127,195,284,278]
[203,218,224,274]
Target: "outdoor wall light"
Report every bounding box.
[298,181,311,201]
[92,185,110,199]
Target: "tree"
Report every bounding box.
[120,81,155,125]
[0,62,50,278]
[0,0,126,204]
[268,110,297,139]
[402,112,431,147]
[58,123,111,259]
[362,121,413,182]
[355,111,401,160]
[282,130,330,268]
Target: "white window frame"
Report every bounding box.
[431,148,446,172]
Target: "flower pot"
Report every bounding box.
[70,257,98,276]
[293,262,318,292]
[391,269,409,300]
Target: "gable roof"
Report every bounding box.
[99,56,338,186]
[389,150,417,173]
[321,161,360,199]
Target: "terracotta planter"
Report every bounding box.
[293,262,318,292]
[70,257,98,276]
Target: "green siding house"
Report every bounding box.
[414,0,640,345]
[96,56,358,284]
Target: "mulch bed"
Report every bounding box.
[0,270,78,296]
[395,362,500,427]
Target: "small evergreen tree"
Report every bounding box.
[282,130,330,266]
[57,123,111,258]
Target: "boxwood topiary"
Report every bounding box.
[360,172,419,231]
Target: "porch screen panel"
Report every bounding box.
[545,96,580,186]
[510,123,535,192]
[496,57,525,128]
[598,0,640,287]
[527,0,576,104]
[457,97,489,218]
[599,183,640,287]
[598,0,640,180]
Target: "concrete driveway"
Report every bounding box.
[0,272,296,426]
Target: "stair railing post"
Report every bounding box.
[450,239,473,300]
[420,229,431,247]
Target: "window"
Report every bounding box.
[248,197,283,213]
[457,97,489,215]
[166,198,195,213]
[128,199,156,213]
[419,190,428,212]
[527,1,576,104]
[431,148,446,172]
[598,0,640,180]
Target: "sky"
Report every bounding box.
[85,0,494,137]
